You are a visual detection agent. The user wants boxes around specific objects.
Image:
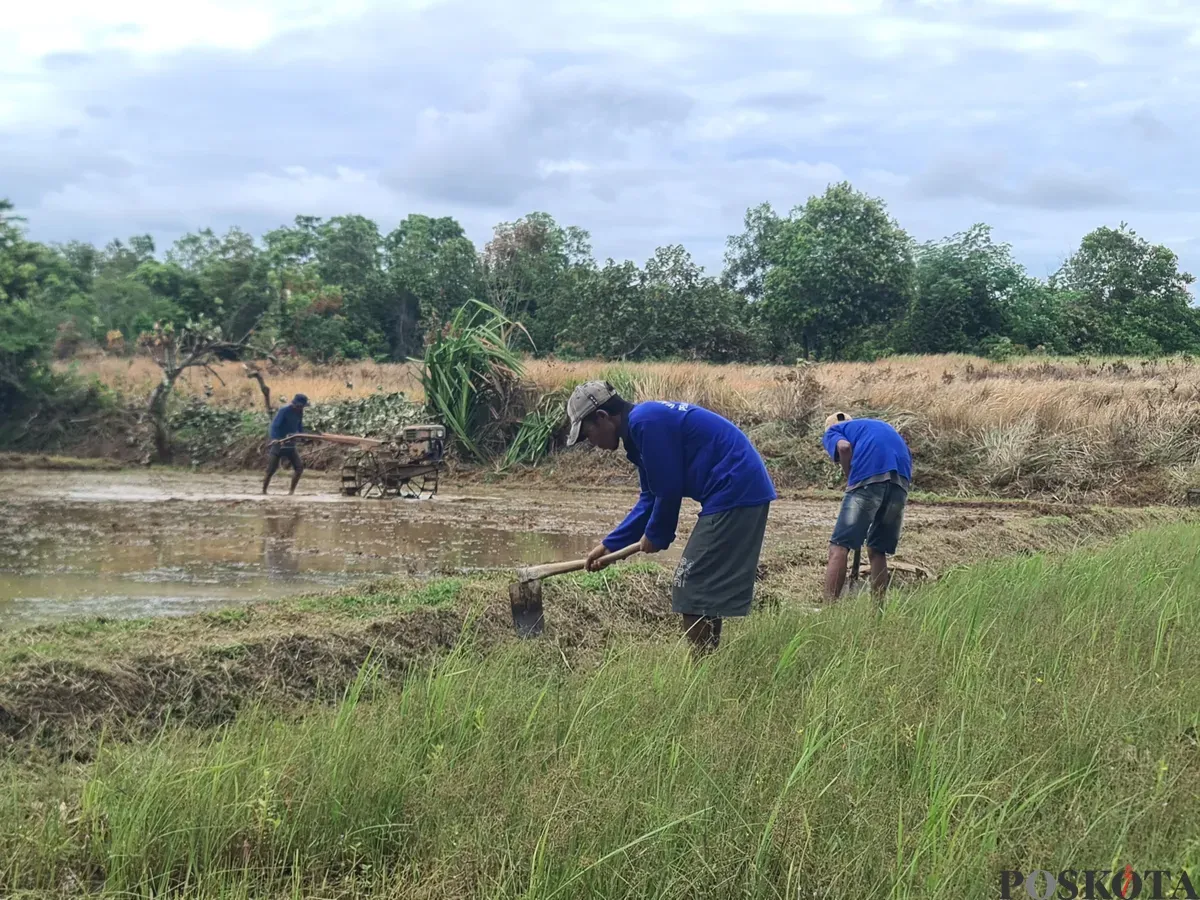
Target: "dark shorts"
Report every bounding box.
[268,445,302,468]
[670,503,770,618]
[830,482,907,555]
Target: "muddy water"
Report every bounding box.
[0,470,648,627]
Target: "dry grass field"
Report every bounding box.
[61,351,1200,501]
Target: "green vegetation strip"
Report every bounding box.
[3,524,1199,898]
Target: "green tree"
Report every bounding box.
[312,216,394,359]
[166,228,272,339]
[722,201,783,301]
[643,245,758,361]
[385,214,482,356]
[906,224,1028,353]
[88,275,181,343]
[481,212,593,353]
[763,182,915,360]
[1051,224,1199,354]
[1001,281,1067,354]
[906,274,969,354]
[0,200,92,421]
[556,247,759,362]
[558,260,648,359]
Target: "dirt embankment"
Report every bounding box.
[0,453,123,472]
[0,570,677,760]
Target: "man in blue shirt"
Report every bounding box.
[263,393,309,495]
[566,381,777,653]
[821,411,913,602]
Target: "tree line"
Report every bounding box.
[3,182,1198,419]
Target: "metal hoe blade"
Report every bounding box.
[509,578,544,638]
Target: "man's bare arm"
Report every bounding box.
[836,439,852,481]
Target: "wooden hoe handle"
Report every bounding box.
[519,543,642,582]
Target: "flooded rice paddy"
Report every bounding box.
[0,470,637,626]
[0,468,1014,627]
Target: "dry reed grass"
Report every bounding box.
[60,350,1200,500]
[64,352,1200,435]
[59,355,426,407]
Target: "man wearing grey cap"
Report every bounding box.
[565,381,777,654]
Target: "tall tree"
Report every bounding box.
[557,246,758,362]
[557,260,647,359]
[722,202,783,301]
[481,212,593,353]
[907,224,1028,353]
[763,182,915,360]
[312,216,394,359]
[386,214,482,356]
[0,200,89,422]
[1051,224,1199,354]
[643,245,757,361]
[166,227,272,339]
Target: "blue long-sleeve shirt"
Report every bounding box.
[604,401,777,551]
[269,405,304,445]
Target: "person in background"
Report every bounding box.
[821,411,913,602]
[263,393,309,496]
[566,381,777,654]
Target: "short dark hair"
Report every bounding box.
[584,393,633,425]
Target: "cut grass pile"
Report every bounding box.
[2,524,1198,898]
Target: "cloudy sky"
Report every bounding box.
[4,0,1199,281]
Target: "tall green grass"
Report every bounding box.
[416,300,528,461]
[418,299,564,468]
[4,525,1200,898]
[500,391,567,469]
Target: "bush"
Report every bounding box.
[416,300,528,461]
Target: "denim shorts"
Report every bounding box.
[830,481,907,554]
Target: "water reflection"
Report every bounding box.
[263,509,301,579]
[0,472,611,626]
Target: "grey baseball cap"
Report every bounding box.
[565,380,617,446]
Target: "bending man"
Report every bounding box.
[567,381,777,654]
[822,411,913,602]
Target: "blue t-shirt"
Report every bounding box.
[605,401,777,551]
[822,418,912,490]
[269,405,305,444]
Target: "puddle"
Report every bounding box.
[0,470,628,627]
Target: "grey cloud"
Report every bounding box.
[739,89,824,112]
[0,137,135,206]
[1021,169,1130,211]
[1129,108,1174,142]
[972,6,1083,31]
[10,0,1199,278]
[385,61,693,207]
[911,158,1130,211]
